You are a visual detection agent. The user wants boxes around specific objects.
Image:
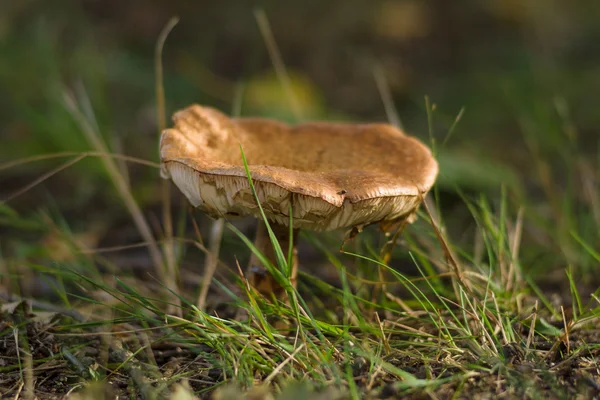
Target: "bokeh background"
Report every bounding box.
[2,0,599,293]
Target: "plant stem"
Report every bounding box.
[247,221,298,298]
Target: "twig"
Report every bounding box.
[62,346,90,378]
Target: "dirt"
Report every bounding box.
[1,297,600,400]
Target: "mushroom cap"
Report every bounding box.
[160,105,438,231]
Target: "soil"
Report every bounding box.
[1,295,600,399]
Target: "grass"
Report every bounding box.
[2,180,599,399]
[1,6,600,400]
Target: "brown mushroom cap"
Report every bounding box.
[160,105,438,231]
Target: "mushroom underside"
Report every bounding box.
[165,161,423,231]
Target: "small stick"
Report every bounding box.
[62,346,90,378]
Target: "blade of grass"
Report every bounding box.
[155,17,179,134]
[197,217,225,310]
[0,154,85,206]
[287,204,295,272]
[0,151,160,172]
[373,63,402,130]
[238,146,287,271]
[254,8,302,121]
[155,17,181,316]
[62,92,170,299]
[571,230,600,263]
[441,107,465,147]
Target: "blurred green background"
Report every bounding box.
[1,0,599,284]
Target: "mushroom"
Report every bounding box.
[160,105,438,298]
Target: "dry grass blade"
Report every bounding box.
[62,91,171,298]
[15,331,34,400]
[421,194,473,297]
[492,292,508,345]
[507,207,524,291]
[0,155,85,206]
[579,160,600,228]
[526,301,538,349]
[263,343,305,385]
[197,218,225,310]
[561,306,570,354]
[254,8,302,121]
[155,17,179,134]
[80,241,165,254]
[111,135,131,188]
[10,303,35,400]
[155,16,181,316]
[373,63,403,130]
[0,151,159,172]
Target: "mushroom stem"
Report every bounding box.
[247,221,298,298]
